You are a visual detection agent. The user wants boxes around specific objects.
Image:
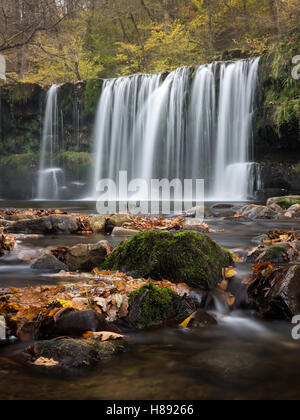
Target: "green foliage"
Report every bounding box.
[277,198,300,208]
[18,0,300,84]
[262,30,300,131]
[83,79,103,119]
[0,153,39,173]
[102,230,233,290]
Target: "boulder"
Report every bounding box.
[64,240,111,272]
[127,283,195,330]
[101,231,233,290]
[188,309,218,328]
[89,215,106,233]
[112,227,141,236]
[266,196,300,208]
[22,336,127,372]
[106,214,134,234]
[288,204,300,212]
[6,215,80,234]
[182,221,211,233]
[248,265,300,320]
[246,245,289,264]
[183,206,215,218]
[239,205,277,220]
[31,254,69,272]
[38,309,120,339]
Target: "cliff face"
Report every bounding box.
[254,30,300,197]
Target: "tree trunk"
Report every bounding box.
[243,0,249,32]
[204,0,214,58]
[269,0,281,37]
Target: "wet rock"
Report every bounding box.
[288,204,300,212]
[183,206,214,218]
[268,203,284,213]
[101,231,233,290]
[239,204,277,220]
[89,215,106,233]
[266,195,300,208]
[64,240,111,272]
[211,203,237,217]
[0,219,13,228]
[6,215,80,234]
[108,213,134,227]
[39,309,120,339]
[127,283,195,330]
[22,336,128,373]
[8,214,35,221]
[246,244,289,264]
[105,213,134,234]
[248,265,300,320]
[112,227,140,236]
[253,234,270,244]
[187,309,217,328]
[31,254,69,272]
[182,222,211,233]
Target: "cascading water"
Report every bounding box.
[212,58,260,200]
[37,85,64,200]
[91,58,260,201]
[92,73,161,197]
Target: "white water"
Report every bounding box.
[91,59,261,201]
[37,85,64,200]
[212,58,260,200]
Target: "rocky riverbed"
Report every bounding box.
[0,197,300,399]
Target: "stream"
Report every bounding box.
[0,201,300,400]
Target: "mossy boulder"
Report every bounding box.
[127,283,194,330]
[101,231,233,290]
[247,244,289,264]
[22,337,127,373]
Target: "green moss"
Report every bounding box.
[83,79,103,119]
[101,231,233,290]
[277,198,300,208]
[129,282,178,327]
[58,151,93,176]
[8,83,40,104]
[264,245,288,263]
[0,153,39,173]
[260,30,300,131]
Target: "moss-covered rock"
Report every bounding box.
[101,231,233,290]
[22,337,127,373]
[247,244,289,264]
[127,283,194,329]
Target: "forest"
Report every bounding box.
[1,0,299,83]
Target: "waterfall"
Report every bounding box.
[92,74,161,196]
[37,85,64,200]
[212,58,260,200]
[91,58,260,201]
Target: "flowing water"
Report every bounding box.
[0,200,300,400]
[91,59,260,201]
[37,85,63,200]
